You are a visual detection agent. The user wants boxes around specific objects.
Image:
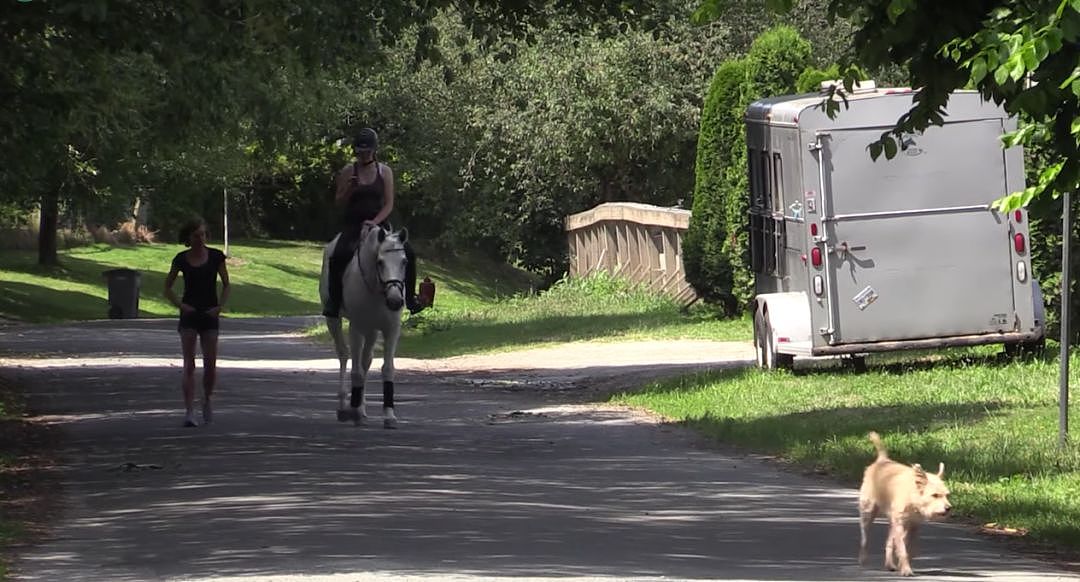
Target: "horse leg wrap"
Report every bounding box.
[351,386,363,409]
[383,380,394,409]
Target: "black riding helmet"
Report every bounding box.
[354,128,378,151]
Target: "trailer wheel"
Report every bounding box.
[841,355,867,372]
[754,310,767,368]
[1004,339,1045,360]
[757,310,793,371]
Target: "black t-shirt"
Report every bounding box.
[171,248,226,311]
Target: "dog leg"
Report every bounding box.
[905,522,920,561]
[884,531,895,571]
[890,521,914,576]
[858,503,877,566]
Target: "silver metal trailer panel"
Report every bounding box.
[746,87,1045,369]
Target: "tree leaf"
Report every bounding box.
[887,0,912,23]
[994,62,1011,85]
[869,141,883,160]
[971,57,988,85]
[1010,57,1027,81]
[1022,45,1038,70]
[883,135,898,159]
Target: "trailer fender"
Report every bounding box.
[754,292,813,355]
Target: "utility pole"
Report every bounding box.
[1061,190,1071,450]
[223,186,230,257]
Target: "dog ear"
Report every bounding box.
[398,227,409,243]
[912,463,928,490]
[937,462,945,477]
[378,228,386,243]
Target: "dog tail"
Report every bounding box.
[868,431,888,461]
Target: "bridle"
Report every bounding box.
[355,234,407,299]
[374,246,407,298]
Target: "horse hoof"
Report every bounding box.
[383,417,398,429]
[351,409,366,426]
[336,409,351,422]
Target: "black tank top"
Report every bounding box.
[344,162,384,226]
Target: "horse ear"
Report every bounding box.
[377,228,386,243]
[398,227,408,243]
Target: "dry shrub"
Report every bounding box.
[91,225,116,245]
[0,228,36,250]
[0,220,156,250]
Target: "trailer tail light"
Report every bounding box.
[1014,233,1026,254]
[810,223,819,237]
[813,275,824,296]
[1017,261,1028,283]
[1014,210,1023,223]
[811,247,823,267]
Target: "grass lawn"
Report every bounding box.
[314,271,753,358]
[0,240,327,321]
[612,349,1080,551]
[1,241,750,356]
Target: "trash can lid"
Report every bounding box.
[103,268,141,277]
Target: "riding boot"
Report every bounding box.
[323,256,345,317]
[404,242,424,314]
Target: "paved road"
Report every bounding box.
[0,317,1076,581]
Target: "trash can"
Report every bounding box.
[103,268,141,319]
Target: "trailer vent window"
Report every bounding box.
[772,153,784,212]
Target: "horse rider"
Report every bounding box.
[324,127,425,318]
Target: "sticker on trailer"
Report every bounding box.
[788,200,803,219]
[805,199,817,214]
[852,286,879,311]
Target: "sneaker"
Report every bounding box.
[183,411,198,428]
[202,399,213,424]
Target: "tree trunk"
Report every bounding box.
[38,190,59,266]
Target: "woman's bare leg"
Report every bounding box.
[180,329,198,424]
[200,330,219,423]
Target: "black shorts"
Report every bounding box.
[178,311,220,333]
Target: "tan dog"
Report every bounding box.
[858,431,951,576]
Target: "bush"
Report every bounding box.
[685,26,814,314]
[684,59,749,315]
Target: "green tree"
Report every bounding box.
[694,0,1080,210]
[684,26,812,313]
[2,0,662,265]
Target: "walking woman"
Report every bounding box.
[164,217,230,427]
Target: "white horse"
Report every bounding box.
[319,224,408,428]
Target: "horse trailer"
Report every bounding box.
[746,83,1045,369]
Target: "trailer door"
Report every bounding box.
[815,119,1015,344]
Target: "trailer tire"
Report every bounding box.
[1004,339,1044,360]
[754,310,767,368]
[756,309,793,371]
